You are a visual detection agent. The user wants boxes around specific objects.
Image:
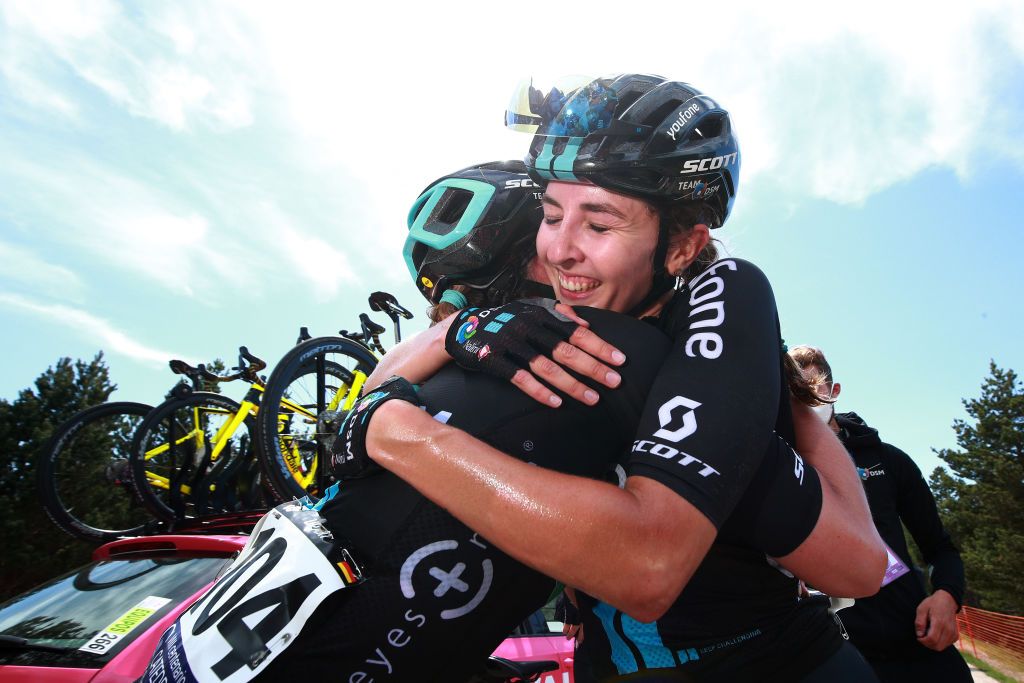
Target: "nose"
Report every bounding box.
[545,212,585,266]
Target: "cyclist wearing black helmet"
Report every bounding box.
[142,156,864,683]
[352,75,887,681]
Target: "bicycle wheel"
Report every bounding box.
[37,401,154,543]
[256,337,378,502]
[129,392,258,522]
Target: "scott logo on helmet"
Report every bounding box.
[679,152,738,175]
[504,178,539,189]
[665,102,701,141]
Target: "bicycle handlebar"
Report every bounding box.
[238,346,267,375]
[169,347,268,386]
[359,314,387,355]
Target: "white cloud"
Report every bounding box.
[0,154,246,299]
[1,0,256,131]
[2,0,1023,311]
[215,0,1024,214]
[0,63,79,118]
[0,240,85,302]
[699,0,1024,203]
[0,292,180,366]
[253,201,359,301]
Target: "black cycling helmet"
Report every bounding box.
[403,160,543,304]
[505,74,740,228]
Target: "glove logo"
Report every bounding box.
[455,316,480,344]
[653,395,702,442]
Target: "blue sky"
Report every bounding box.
[1,1,1022,479]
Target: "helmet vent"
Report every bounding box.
[425,188,473,235]
[649,100,684,128]
[645,99,690,155]
[615,91,644,114]
[688,114,724,143]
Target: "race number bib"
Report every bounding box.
[141,503,363,683]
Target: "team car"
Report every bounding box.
[0,517,574,682]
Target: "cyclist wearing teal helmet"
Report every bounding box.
[140,161,673,682]
[353,75,888,681]
[404,160,547,311]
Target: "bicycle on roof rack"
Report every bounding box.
[254,291,414,503]
[36,400,157,543]
[35,356,248,543]
[35,292,414,541]
[126,347,283,525]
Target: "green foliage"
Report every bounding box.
[0,354,116,601]
[0,353,249,603]
[930,362,1024,615]
[202,358,226,394]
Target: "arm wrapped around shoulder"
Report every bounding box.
[330,376,422,479]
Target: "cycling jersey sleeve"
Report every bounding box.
[719,435,823,557]
[627,259,783,528]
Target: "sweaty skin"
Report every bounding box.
[368,403,714,621]
[364,187,884,618]
[366,181,883,619]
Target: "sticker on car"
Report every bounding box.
[79,595,172,655]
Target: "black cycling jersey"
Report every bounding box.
[141,273,831,683]
[136,308,670,683]
[628,259,787,525]
[578,259,853,682]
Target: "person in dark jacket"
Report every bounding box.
[789,345,972,682]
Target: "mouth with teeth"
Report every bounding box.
[556,271,600,297]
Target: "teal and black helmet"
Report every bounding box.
[506,74,740,228]
[404,160,543,304]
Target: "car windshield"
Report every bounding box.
[0,552,231,668]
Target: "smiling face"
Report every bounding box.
[536,181,663,314]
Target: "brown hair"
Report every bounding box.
[787,345,836,406]
[427,284,487,324]
[425,242,536,324]
[663,202,824,406]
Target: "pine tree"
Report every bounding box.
[930,362,1024,615]
[0,354,116,600]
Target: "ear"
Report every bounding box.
[664,223,710,276]
[832,382,842,400]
